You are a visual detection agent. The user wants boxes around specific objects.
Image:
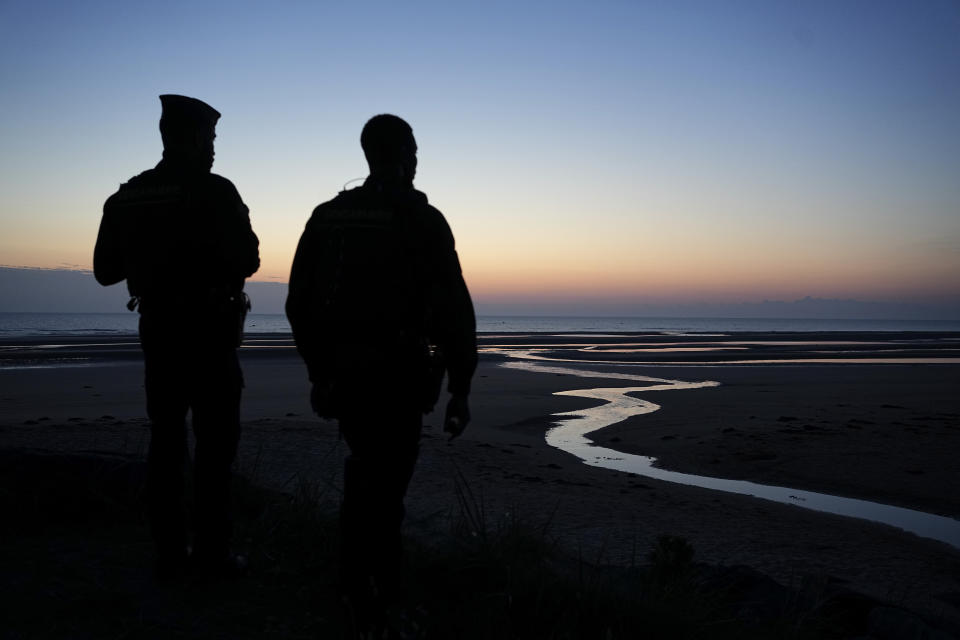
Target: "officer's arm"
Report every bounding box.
[430,211,478,398]
[442,249,478,398]
[434,221,476,438]
[93,195,127,286]
[220,180,260,279]
[235,199,260,279]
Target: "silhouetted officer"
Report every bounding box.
[94,95,260,579]
[286,114,476,616]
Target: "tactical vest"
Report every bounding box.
[309,187,435,379]
[106,167,252,347]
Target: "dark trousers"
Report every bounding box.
[141,330,243,565]
[338,402,422,599]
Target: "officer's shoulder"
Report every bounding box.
[117,168,157,190]
[310,192,345,215]
[409,191,450,229]
[308,188,362,219]
[206,172,242,197]
[105,169,158,207]
[402,189,437,216]
[333,186,368,206]
[303,196,337,231]
[409,188,429,207]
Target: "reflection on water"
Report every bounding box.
[501,357,960,549]
[0,343,140,350]
[0,361,98,370]
[484,348,960,366]
[579,347,745,353]
[484,341,738,348]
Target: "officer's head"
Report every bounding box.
[361,114,417,185]
[159,95,220,171]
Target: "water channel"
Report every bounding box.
[497,353,960,550]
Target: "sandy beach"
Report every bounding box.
[2,331,959,631]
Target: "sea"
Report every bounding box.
[1,312,959,338]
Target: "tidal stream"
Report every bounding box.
[499,355,960,550]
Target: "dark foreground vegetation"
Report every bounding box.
[1,449,955,639]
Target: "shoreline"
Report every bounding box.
[1,328,958,368]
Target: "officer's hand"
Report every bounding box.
[444,394,470,440]
[310,381,337,420]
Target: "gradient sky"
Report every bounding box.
[1,0,958,313]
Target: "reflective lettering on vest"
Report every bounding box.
[113,184,183,207]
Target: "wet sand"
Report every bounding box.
[1,332,959,627]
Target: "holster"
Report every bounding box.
[138,289,250,349]
[420,344,445,413]
[199,290,249,349]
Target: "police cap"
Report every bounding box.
[159,94,220,132]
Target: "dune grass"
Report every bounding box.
[0,450,893,639]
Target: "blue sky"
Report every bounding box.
[1,0,958,314]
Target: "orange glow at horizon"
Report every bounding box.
[243,241,960,305]
[3,207,957,307]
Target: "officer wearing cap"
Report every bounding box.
[94,95,260,579]
[286,114,476,619]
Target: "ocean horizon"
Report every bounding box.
[1,312,959,338]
